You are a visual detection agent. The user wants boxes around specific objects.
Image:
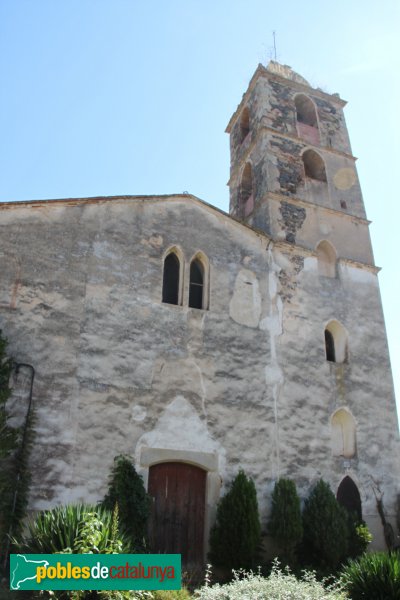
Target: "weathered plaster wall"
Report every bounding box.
[1,194,399,552]
[274,244,399,548]
[0,197,272,515]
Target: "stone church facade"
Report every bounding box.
[1,62,399,560]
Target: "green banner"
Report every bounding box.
[10,553,181,591]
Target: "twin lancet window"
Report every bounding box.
[162,250,208,310]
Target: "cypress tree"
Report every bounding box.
[302,479,349,571]
[209,469,261,571]
[268,478,303,566]
[103,455,150,551]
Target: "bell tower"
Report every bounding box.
[226,62,400,548]
[226,61,373,266]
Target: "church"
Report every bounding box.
[1,61,399,564]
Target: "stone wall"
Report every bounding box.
[1,193,399,551]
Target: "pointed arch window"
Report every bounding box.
[331,409,356,458]
[302,149,327,182]
[162,252,181,305]
[189,258,204,309]
[325,320,348,363]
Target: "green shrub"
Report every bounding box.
[151,591,192,600]
[347,516,372,559]
[103,455,151,551]
[341,551,400,599]
[301,479,349,571]
[268,478,303,566]
[195,562,347,599]
[208,470,261,571]
[14,503,130,554]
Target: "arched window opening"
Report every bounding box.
[295,95,320,144]
[189,259,204,309]
[325,320,348,364]
[331,409,356,458]
[162,252,180,305]
[239,107,250,144]
[295,94,318,127]
[302,150,327,182]
[337,476,362,521]
[325,329,335,362]
[317,241,336,278]
[238,163,254,217]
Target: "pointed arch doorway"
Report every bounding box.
[337,476,362,520]
[148,462,206,567]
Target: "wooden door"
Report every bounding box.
[148,462,206,567]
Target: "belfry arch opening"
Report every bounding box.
[325,320,348,363]
[337,476,362,521]
[302,149,327,182]
[295,94,318,127]
[316,240,337,278]
[295,95,320,144]
[331,408,356,458]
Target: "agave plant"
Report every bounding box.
[340,551,400,600]
[13,503,130,554]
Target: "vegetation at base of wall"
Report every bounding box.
[208,470,261,571]
[347,516,372,559]
[0,331,16,458]
[301,479,349,571]
[151,591,192,600]
[268,478,303,567]
[195,562,347,600]
[340,551,400,600]
[0,330,17,564]
[103,455,151,552]
[13,503,130,555]
[0,331,34,574]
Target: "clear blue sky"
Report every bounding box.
[1,0,399,417]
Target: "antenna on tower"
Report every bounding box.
[273,31,277,61]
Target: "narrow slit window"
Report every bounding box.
[162,253,180,305]
[239,107,250,144]
[189,259,204,309]
[325,329,335,362]
[325,320,348,364]
[238,162,254,217]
